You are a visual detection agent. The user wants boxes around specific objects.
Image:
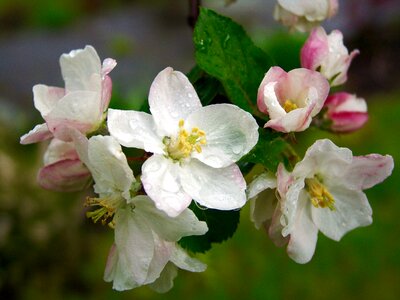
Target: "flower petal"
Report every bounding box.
[180,159,247,211]
[60,45,102,93]
[286,193,318,264]
[300,26,329,70]
[170,245,207,272]
[311,187,372,241]
[186,104,259,168]
[37,158,90,192]
[33,84,65,118]
[278,0,330,21]
[45,90,103,140]
[132,195,208,241]
[112,205,155,288]
[148,67,202,136]
[257,67,288,114]
[141,155,192,217]
[107,109,165,154]
[43,139,79,165]
[20,123,53,144]
[342,154,394,191]
[87,135,135,199]
[148,262,177,293]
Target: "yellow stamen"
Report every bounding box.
[283,100,298,113]
[85,195,122,226]
[305,177,335,210]
[165,119,207,161]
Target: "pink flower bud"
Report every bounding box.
[301,27,359,86]
[323,92,368,133]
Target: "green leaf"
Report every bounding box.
[239,128,295,172]
[179,202,240,253]
[194,8,272,118]
[187,65,224,106]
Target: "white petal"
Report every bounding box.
[107,109,164,154]
[20,123,52,144]
[170,245,207,272]
[248,172,278,229]
[187,104,259,168]
[141,155,192,217]
[142,233,174,285]
[148,67,202,136]
[262,82,286,119]
[60,45,102,93]
[293,139,353,179]
[286,194,318,264]
[113,206,155,286]
[148,262,177,293]
[33,84,65,117]
[311,186,372,241]
[46,91,103,139]
[180,160,247,211]
[279,0,330,20]
[87,135,135,198]
[132,195,208,241]
[342,154,394,190]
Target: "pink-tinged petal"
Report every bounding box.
[311,187,372,241]
[186,104,259,168]
[286,194,318,264]
[283,69,329,114]
[43,139,79,165]
[102,58,117,77]
[33,85,65,118]
[328,111,368,133]
[301,26,329,70]
[257,67,287,114]
[180,160,247,211]
[342,154,394,190]
[45,91,103,140]
[60,45,102,93]
[261,82,286,119]
[20,123,53,144]
[141,155,192,218]
[268,205,289,247]
[37,158,91,192]
[101,75,113,113]
[148,67,202,136]
[265,100,315,132]
[330,49,360,86]
[107,109,165,154]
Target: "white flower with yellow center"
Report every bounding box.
[273,139,393,264]
[108,67,259,217]
[72,133,208,292]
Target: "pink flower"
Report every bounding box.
[323,92,368,133]
[20,45,116,144]
[257,67,330,132]
[37,138,91,192]
[274,0,338,32]
[301,27,359,86]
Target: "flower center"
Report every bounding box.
[85,195,123,227]
[164,119,207,161]
[305,176,335,210]
[283,100,298,113]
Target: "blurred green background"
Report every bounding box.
[1,0,399,299]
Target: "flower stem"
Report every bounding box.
[188,0,201,29]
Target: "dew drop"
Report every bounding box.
[232,144,243,155]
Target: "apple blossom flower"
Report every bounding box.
[20,45,116,144]
[37,138,91,192]
[257,66,330,132]
[323,92,368,133]
[108,67,259,217]
[301,27,359,86]
[274,0,338,32]
[272,139,393,264]
[72,133,208,292]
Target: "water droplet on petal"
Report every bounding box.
[232,144,243,155]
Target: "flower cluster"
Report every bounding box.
[20,1,394,294]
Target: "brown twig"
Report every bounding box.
[188,0,201,30]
